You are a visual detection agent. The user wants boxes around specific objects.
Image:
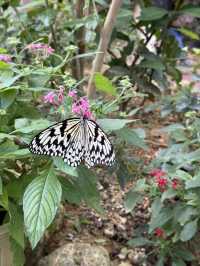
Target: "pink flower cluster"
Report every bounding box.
[68,90,93,119]
[26,43,54,57]
[43,86,64,105]
[0,54,12,63]
[43,88,93,119]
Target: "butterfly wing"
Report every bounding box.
[29,118,85,167]
[84,119,115,167]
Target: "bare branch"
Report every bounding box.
[87,0,123,98]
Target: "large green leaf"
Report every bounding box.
[0,148,30,159]
[0,89,17,109]
[139,58,165,70]
[139,7,168,21]
[9,202,24,248]
[128,237,153,247]
[124,190,143,212]
[185,174,200,189]
[94,73,117,96]
[59,176,82,205]
[14,118,51,134]
[116,128,147,150]
[77,166,103,213]
[23,166,62,248]
[149,207,173,233]
[172,258,186,266]
[180,219,198,241]
[180,6,200,18]
[97,119,134,132]
[10,238,25,266]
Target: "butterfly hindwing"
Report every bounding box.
[84,119,115,167]
[29,117,115,167]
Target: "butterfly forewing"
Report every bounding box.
[29,117,115,168]
[29,118,81,158]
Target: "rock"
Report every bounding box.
[127,248,146,264]
[118,247,128,260]
[38,243,111,266]
[117,262,132,266]
[104,224,115,237]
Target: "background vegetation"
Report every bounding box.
[0,0,200,265]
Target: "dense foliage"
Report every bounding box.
[0,0,200,265]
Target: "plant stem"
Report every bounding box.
[45,0,57,48]
[71,0,85,81]
[87,0,123,98]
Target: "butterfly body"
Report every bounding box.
[29,117,115,168]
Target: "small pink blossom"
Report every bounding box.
[43,91,56,104]
[57,86,64,104]
[26,43,54,57]
[71,96,92,119]
[0,54,11,63]
[68,90,77,98]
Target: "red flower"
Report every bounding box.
[155,176,168,191]
[150,169,166,178]
[171,178,179,190]
[154,228,165,238]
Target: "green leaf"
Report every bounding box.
[156,257,165,266]
[77,166,103,213]
[10,237,25,266]
[124,190,143,212]
[0,133,16,141]
[139,7,168,21]
[0,61,10,70]
[116,159,132,188]
[59,177,82,205]
[23,166,62,248]
[175,248,195,261]
[14,119,51,134]
[28,74,50,88]
[139,58,165,70]
[149,207,173,233]
[180,219,198,241]
[128,237,152,247]
[97,119,134,132]
[181,6,200,18]
[0,176,2,195]
[172,258,186,266]
[0,89,17,109]
[0,149,30,159]
[54,158,78,177]
[160,123,185,132]
[185,175,200,189]
[0,188,9,211]
[9,202,24,248]
[0,71,21,89]
[175,170,192,181]
[161,188,177,202]
[175,206,197,226]
[94,73,117,96]
[116,128,147,150]
[178,28,199,40]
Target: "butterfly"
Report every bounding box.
[29,117,115,168]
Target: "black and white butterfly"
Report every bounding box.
[29,117,115,168]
